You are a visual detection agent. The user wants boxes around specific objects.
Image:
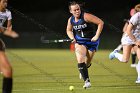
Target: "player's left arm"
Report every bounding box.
[126,23,140,47]
[126,13,140,46]
[84,13,104,41]
[6,19,12,31]
[4,10,13,32]
[126,23,139,45]
[3,19,19,38]
[0,20,12,33]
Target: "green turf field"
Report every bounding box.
[0,49,140,93]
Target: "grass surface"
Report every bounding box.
[0,49,140,93]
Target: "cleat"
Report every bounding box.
[109,50,118,60]
[130,64,137,68]
[136,78,140,84]
[83,80,91,89]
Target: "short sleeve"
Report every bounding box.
[129,12,139,26]
[7,10,12,20]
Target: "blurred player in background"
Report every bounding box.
[109,3,140,83]
[0,0,19,93]
[0,0,18,38]
[111,8,137,68]
[66,1,104,88]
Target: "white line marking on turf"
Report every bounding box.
[13,88,58,92]
[12,85,140,92]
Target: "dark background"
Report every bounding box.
[8,0,138,12]
[2,0,140,49]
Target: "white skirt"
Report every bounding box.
[121,33,135,45]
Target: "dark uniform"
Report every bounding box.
[70,12,100,51]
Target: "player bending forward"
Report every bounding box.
[109,4,140,84]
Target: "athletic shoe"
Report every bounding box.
[135,78,140,84]
[130,64,137,68]
[83,79,91,89]
[109,50,118,60]
[79,73,83,79]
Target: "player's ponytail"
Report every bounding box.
[135,4,140,12]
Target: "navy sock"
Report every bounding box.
[3,77,13,93]
[78,63,90,81]
[131,53,136,64]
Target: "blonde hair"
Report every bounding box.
[135,4,140,12]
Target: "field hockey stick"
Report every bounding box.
[9,6,67,43]
[41,36,72,43]
[41,39,72,43]
[41,37,95,43]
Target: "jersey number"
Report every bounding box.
[78,30,84,37]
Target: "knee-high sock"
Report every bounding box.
[115,44,123,52]
[2,77,13,93]
[114,52,123,62]
[114,52,128,62]
[78,63,90,81]
[136,61,140,79]
[131,53,136,64]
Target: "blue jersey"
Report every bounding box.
[70,12,96,41]
[70,12,100,51]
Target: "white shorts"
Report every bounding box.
[121,33,140,45]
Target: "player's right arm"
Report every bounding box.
[66,17,76,42]
[122,22,129,33]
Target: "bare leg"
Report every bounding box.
[109,45,132,62]
[136,47,140,83]
[0,51,13,93]
[75,44,91,88]
[85,50,95,68]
